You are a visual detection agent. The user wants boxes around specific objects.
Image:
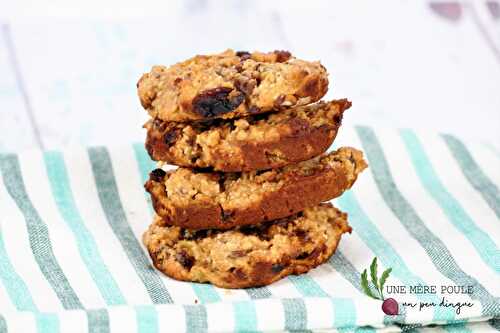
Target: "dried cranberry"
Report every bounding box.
[236,51,251,61]
[192,87,244,118]
[295,252,310,260]
[274,50,291,62]
[271,264,285,273]
[234,78,256,96]
[248,106,261,114]
[164,130,178,146]
[294,229,310,242]
[176,250,195,270]
[150,168,166,182]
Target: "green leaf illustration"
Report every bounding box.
[361,269,380,300]
[370,257,380,297]
[379,268,392,300]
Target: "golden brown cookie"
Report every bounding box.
[145,147,367,230]
[145,99,350,171]
[137,49,328,122]
[143,203,351,289]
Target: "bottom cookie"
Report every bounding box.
[143,203,351,288]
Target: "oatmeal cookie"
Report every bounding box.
[145,147,367,230]
[137,49,328,122]
[143,203,351,288]
[145,99,350,171]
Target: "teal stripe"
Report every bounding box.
[88,147,172,304]
[36,313,58,333]
[442,134,500,219]
[331,298,356,329]
[136,305,158,333]
[337,191,450,320]
[233,301,258,332]
[443,322,471,333]
[287,276,328,297]
[245,288,271,299]
[483,143,500,159]
[87,309,109,333]
[132,143,156,184]
[44,151,127,305]
[354,327,376,333]
[0,316,5,333]
[184,305,207,333]
[356,126,500,316]
[401,130,500,273]
[191,285,221,303]
[282,298,307,331]
[489,318,500,330]
[132,143,155,215]
[0,228,36,310]
[0,154,82,309]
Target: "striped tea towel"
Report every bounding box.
[0,126,498,332]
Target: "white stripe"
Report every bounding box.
[351,298,383,328]
[213,287,251,302]
[266,278,303,299]
[4,311,37,333]
[206,302,235,332]
[304,298,334,329]
[106,145,198,303]
[109,306,137,333]
[59,309,88,333]
[304,263,364,299]
[0,172,61,311]
[63,147,150,305]
[157,304,185,333]
[255,298,285,332]
[18,150,105,308]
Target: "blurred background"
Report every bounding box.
[0,0,499,152]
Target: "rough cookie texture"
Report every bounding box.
[137,49,328,122]
[145,99,350,171]
[145,147,367,230]
[143,203,351,288]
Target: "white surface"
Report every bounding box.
[0,0,499,152]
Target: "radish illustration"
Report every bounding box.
[382,298,399,315]
[360,257,398,315]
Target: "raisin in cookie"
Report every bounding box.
[145,147,367,230]
[143,203,351,288]
[137,49,328,122]
[145,99,350,171]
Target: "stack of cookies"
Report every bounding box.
[137,50,367,288]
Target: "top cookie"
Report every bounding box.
[137,49,329,122]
